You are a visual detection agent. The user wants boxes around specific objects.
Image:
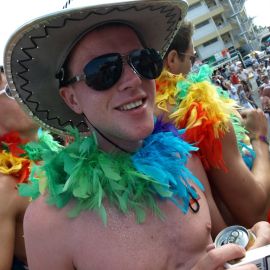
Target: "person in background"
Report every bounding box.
[224,80,240,104]
[230,70,240,86]
[261,75,270,88]
[155,19,270,228]
[0,66,39,269]
[240,80,258,108]
[237,84,254,109]
[162,20,196,77]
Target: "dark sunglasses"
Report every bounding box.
[63,48,163,91]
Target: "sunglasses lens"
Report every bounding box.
[84,54,122,91]
[130,48,163,80]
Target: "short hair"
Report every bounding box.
[0,66,4,73]
[165,21,194,60]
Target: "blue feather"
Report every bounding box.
[132,130,204,214]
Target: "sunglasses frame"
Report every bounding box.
[63,48,163,91]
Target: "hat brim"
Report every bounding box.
[4,0,187,135]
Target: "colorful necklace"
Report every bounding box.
[0,131,31,183]
[19,120,204,224]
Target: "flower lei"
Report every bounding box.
[0,131,31,183]
[19,120,204,224]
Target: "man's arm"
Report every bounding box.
[207,110,270,226]
[0,175,18,270]
[0,217,16,270]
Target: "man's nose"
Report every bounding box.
[117,62,142,91]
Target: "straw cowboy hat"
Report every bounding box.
[4,0,188,134]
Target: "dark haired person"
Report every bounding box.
[155,18,270,228]
[163,21,195,76]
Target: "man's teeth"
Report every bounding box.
[119,100,143,111]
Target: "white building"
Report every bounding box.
[187,0,260,66]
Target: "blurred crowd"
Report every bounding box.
[212,51,270,114]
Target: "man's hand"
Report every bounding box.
[249,221,270,250]
[240,109,268,138]
[192,244,257,270]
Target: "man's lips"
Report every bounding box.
[116,97,146,111]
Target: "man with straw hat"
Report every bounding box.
[3,0,270,269]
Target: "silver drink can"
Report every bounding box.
[215,225,255,250]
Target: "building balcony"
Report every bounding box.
[187,0,201,5]
[188,5,225,25]
[217,22,233,35]
[193,22,233,46]
[194,32,219,47]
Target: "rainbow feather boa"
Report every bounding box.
[0,130,62,184]
[155,65,254,170]
[19,121,204,224]
[0,131,31,183]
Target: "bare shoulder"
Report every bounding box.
[24,195,72,232]
[0,173,28,217]
[24,195,76,269]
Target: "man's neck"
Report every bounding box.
[93,132,143,154]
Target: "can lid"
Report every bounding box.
[215,225,250,249]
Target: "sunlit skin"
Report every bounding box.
[0,72,38,269]
[60,25,155,153]
[0,95,38,140]
[163,41,195,76]
[0,174,29,269]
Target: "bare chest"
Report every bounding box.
[70,191,212,270]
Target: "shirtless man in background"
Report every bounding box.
[0,67,38,269]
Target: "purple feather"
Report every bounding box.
[153,116,179,137]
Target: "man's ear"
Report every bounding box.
[164,49,181,72]
[59,86,83,114]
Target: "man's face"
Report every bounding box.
[176,41,195,76]
[62,25,155,150]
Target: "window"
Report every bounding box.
[195,20,209,29]
[203,38,218,47]
[188,2,201,11]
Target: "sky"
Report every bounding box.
[0,0,62,65]
[0,0,269,65]
[244,0,269,28]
